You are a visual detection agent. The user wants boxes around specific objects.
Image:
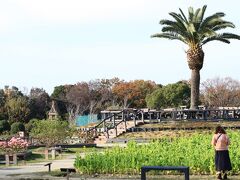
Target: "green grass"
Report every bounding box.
[24,153,45,163]
[18,147,66,164]
[66,147,106,154]
[18,146,103,164]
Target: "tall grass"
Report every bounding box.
[74,130,240,175]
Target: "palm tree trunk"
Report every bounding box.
[190,69,200,109]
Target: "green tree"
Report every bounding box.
[51,85,68,100]
[4,86,23,99]
[51,85,71,119]
[10,122,25,134]
[146,81,190,109]
[30,119,70,147]
[0,89,7,119]
[25,118,39,133]
[151,5,240,109]
[5,96,30,123]
[30,119,70,159]
[29,88,51,120]
[0,120,11,134]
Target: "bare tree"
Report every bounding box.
[201,77,240,108]
[66,82,90,122]
[88,78,119,113]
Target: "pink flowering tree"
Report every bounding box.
[0,137,28,165]
[0,137,28,154]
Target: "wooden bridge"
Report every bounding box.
[83,107,240,144]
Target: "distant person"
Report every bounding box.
[211,125,232,179]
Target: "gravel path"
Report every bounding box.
[1,153,240,180]
[0,154,75,179]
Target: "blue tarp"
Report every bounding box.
[76,114,99,126]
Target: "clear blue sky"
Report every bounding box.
[0,0,239,94]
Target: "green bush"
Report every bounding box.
[25,118,39,133]
[11,122,25,134]
[0,120,11,133]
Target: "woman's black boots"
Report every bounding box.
[217,172,222,179]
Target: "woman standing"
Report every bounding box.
[211,125,232,179]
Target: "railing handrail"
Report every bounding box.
[86,109,125,133]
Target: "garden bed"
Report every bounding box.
[75,130,240,175]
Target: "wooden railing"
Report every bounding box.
[86,110,125,139]
[144,108,240,121]
[84,108,240,141]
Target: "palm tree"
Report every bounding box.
[151,5,240,109]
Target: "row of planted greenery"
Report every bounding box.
[74,130,240,175]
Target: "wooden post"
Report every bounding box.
[13,153,17,165]
[106,129,109,139]
[45,148,49,160]
[203,110,206,120]
[103,120,105,132]
[94,127,97,137]
[133,115,136,126]
[172,111,176,120]
[113,114,115,127]
[122,111,127,131]
[115,126,118,137]
[51,148,56,160]
[5,154,10,166]
[141,112,144,123]
[66,169,70,180]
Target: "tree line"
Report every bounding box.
[0,77,240,131]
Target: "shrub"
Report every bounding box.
[25,118,39,133]
[11,122,25,134]
[0,120,11,133]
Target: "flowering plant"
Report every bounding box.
[0,137,28,154]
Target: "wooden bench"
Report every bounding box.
[60,168,76,173]
[44,162,52,172]
[141,166,189,180]
[60,168,76,180]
